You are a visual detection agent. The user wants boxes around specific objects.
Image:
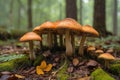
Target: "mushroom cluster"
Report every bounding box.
[19,18,100,60]
[86,46,115,68]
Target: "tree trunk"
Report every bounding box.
[66,0,77,20]
[93,0,107,37]
[58,0,62,20]
[80,0,82,24]
[9,0,14,27]
[27,0,33,29]
[17,0,22,28]
[113,0,118,36]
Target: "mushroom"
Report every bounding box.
[56,18,82,56]
[53,21,61,47]
[78,25,99,56]
[33,21,56,48]
[98,53,115,68]
[33,26,43,48]
[19,32,41,60]
[95,49,104,56]
[87,46,96,52]
[87,46,96,56]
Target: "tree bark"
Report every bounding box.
[27,0,33,29]
[93,0,107,37]
[113,0,118,36]
[80,0,82,24]
[58,0,62,20]
[66,0,77,20]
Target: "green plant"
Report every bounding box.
[110,63,120,76]
[0,55,31,71]
[0,54,26,63]
[91,68,115,80]
[57,58,69,80]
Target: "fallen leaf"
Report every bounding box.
[7,75,18,80]
[15,74,25,79]
[73,58,79,66]
[77,76,91,80]
[86,60,98,67]
[36,66,44,75]
[1,71,12,75]
[44,64,52,72]
[67,66,74,73]
[39,60,47,69]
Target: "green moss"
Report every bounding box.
[91,68,115,80]
[33,54,45,66]
[14,55,32,69]
[0,55,31,71]
[110,63,120,76]
[57,59,69,80]
[0,60,15,71]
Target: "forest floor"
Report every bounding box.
[0,36,120,80]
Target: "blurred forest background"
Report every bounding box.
[0,0,120,39]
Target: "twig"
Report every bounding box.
[48,54,67,80]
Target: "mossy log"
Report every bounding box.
[91,68,115,80]
[0,55,31,71]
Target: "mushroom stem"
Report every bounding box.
[47,32,52,48]
[29,41,36,60]
[71,34,75,54]
[65,30,73,56]
[78,34,87,56]
[105,60,109,68]
[53,34,58,47]
[59,34,63,47]
[40,34,43,49]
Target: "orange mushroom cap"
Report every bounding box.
[56,18,82,34]
[82,25,99,37]
[95,49,104,54]
[98,53,115,60]
[33,26,40,32]
[19,32,41,42]
[33,21,56,34]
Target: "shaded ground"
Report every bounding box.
[0,36,120,80]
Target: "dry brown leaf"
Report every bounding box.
[77,76,91,80]
[44,64,52,72]
[67,66,74,73]
[15,74,25,79]
[73,58,79,66]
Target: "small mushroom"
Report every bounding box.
[95,49,104,56]
[78,25,99,56]
[98,53,115,68]
[19,32,41,60]
[87,46,96,56]
[87,46,96,52]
